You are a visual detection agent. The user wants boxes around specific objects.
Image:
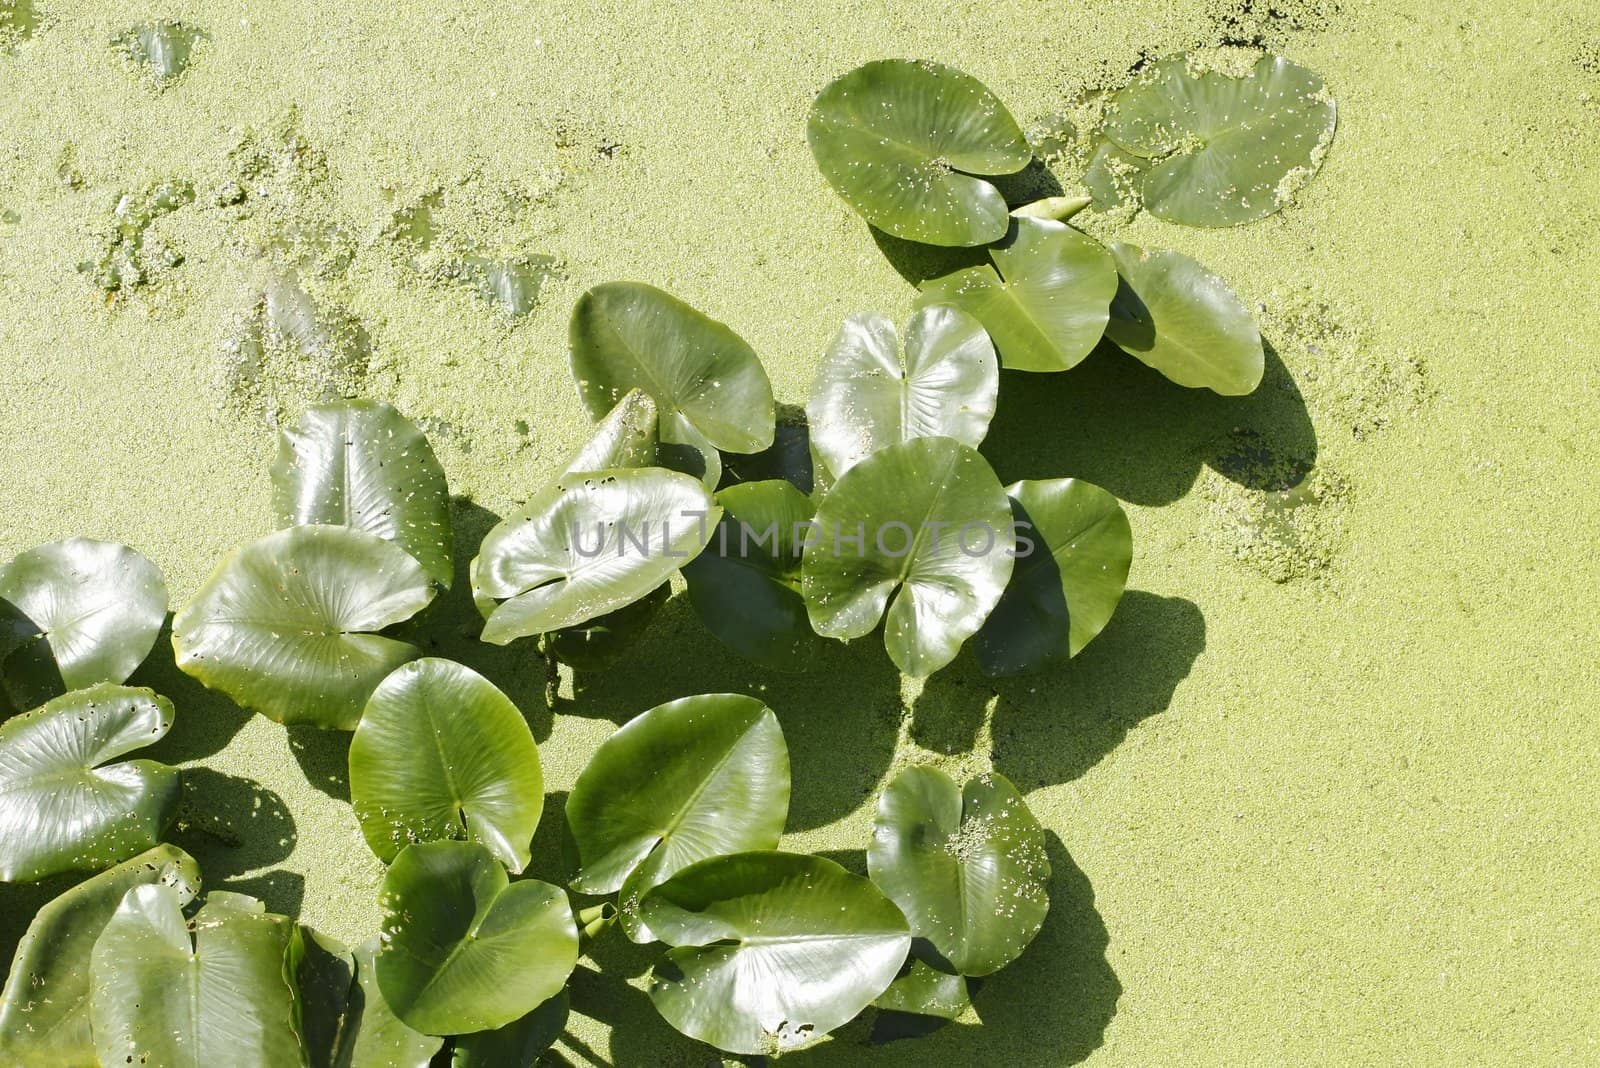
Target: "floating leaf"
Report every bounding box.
[450,990,568,1067]
[973,478,1132,676]
[562,388,659,476]
[807,59,1032,247]
[455,253,557,318]
[1101,52,1337,227]
[0,538,168,711]
[0,844,199,1065]
[915,217,1117,372]
[802,436,1013,677]
[874,958,970,1020]
[682,480,830,670]
[0,684,180,883]
[565,693,788,940]
[349,658,543,872]
[472,468,717,645]
[641,851,910,1055]
[90,887,306,1068]
[569,281,775,485]
[1104,242,1264,395]
[271,399,455,588]
[334,937,443,1068]
[808,306,997,478]
[376,841,578,1036]
[540,581,668,670]
[173,525,436,730]
[868,767,1049,976]
[114,20,204,86]
[293,927,355,1068]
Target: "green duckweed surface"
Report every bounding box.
[3,1,1598,1063]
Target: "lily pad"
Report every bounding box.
[455,253,558,318]
[114,20,204,86]
[868,767,1049,976]
[451,990,568,1067]
[349,658,543,872]
[565,693,788,939]
[376,841,578,1036]
[562,388,659,475]
[540,581,669,670]
[472,468,717,645]
[807,59,1032,247]
[973,478,1133,676]
[0,844,200,1066]
[808,306,998,478]
[569,281,775,484]
[915,217,1118,372]
[641,851,911,1055]
[90,887,306,1068]
[682,480,831,670]
[0,684,180,883]
[875,958,971,1020]
[1102,52,1337,227]
[295,927,356,1068]
[1104,241,1264,395]
[271,399,455,588]
[334,936,443,1068]
[0,538,169,712]
[802,436,1013,677]
[173,525,437,730]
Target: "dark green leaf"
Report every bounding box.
[349,658,543,871]
[450,989,568,1068]
[807,59,1032,246]
[173,525,437,730]
[333,937,443,1068]
[641,851,910,1055]
[0,684,180,883]
[293,927,355,1068]
[540,582,668,670]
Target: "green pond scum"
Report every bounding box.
[2,0,1599,1065]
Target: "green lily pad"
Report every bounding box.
[450,989,568,1067]
[807,306,998,478]
[0,844,200,1066]
[868,767,1049,976]
[333,936,444,1068]
[565,693,788,939]
[114,20,204,86]
[973,478,1133,676]
[540,582,669,670]
[801,436,1013,677]
[1104,241,1264,395]
[641,851,911,1055]
[682,480,831,671]
[0,684,180,883]
[0,538,169,712]
[562,388,659,475]
[271,399,455,588]
[376,841,578,1036]
[807,59,1032,247]
[472,468,718,645]
[349,658,543,872]
[173,525,437,730]
[295,927,356,1068]
[915,217,1118,372]
[90,887,307,1068]
[1102,52,1337,227]
[569,281,775,485]
[874,958,970,1020]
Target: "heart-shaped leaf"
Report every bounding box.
[915,217,1118,372]
[472,468,718,645]
[569,282,775,485]
[868,767,1049,976]
[1102,52,1337,227]
[874,958,970,1020]
[565,693,789,938]
[450,990,568,1067]
[682,480,830,671]
[808,306,998,478]
[376,841,578,1035]
[641,851,911,1055]
[973,478,1132,676]
[0,844,199,1065]
[802,436,1013,677]
[807,59,1032,247]
[349,658,543,872]
[90,887,307,1068]
[1104,241,1264,395]
[333,936,443,1068]
[173,525,437,730]
[0,538,168,711]
[271,399,455,588]
[0,684,180,883]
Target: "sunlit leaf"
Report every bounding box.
[332,937,443,1068]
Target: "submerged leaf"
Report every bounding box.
[349,659,543,871]
[173,525,437,730]
[807,59,1032,246]
[0,685,180,883]
[114,20,204,86]
[641,851,910,1055]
